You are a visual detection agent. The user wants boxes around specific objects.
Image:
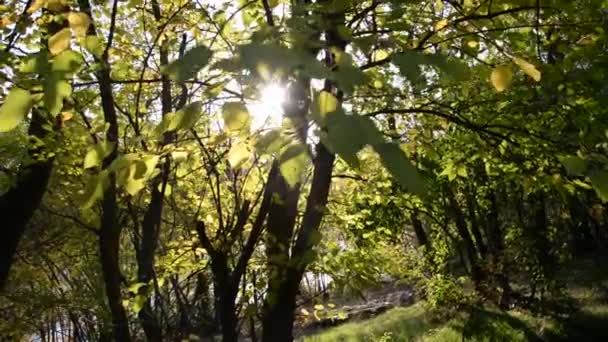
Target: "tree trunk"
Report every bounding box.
[446,188,485,290]
[0,111,53,289]
[411,209,429,247]
[464,188,487,257]
[485,188,512,308]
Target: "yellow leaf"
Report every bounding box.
[435,19,448,31]
[27,0,46,13]
[512,57,541,82]
[29,0,68,13]
[318,91,338,116]
[490,66,512,92]
[46,0,69,12]
[67,12,91,38]
[61,111,73,122]
[372,49,389,62]
[267,0,279,8]
[48,28,71,55]
[227,142,250,169]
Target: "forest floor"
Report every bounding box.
[300,257,608,342]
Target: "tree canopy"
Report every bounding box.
[1,0,608,341]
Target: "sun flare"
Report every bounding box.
[248,83,286,129]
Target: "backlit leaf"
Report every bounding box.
[84,141,116,169]
[83,35,104,58]
[67,12,91,38]
[81,170,109,209]
[44,74,72,115]
[48,28,71,55]
[223,102,251,132]
[0,88,33,132]
[227,142,250,168]
[164,45,212,83]
[491,66,512,92]
[279,143,310,187]
[513,57,541,82]
[52,50,83,75]
[435,19,448,31]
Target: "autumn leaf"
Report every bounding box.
[491,66,513,92]
[48,28,71,55]
[67,12,91,38]
[512,57,541,82]
[435,19,448,31]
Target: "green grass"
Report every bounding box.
[300,303,558,342]
[300,304,433,342]
[302,257,608,341]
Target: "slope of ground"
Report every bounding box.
[301,257,608,342]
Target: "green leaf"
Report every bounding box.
[44,73,72,115]
[393,51,466,84]
[132,294,147,314]
[81,170,109,209]
[164,45,212,83]
[83,35,104,59]
[279,143,310,187]
[558,155,587,175]
[457,166,468,178]
[324,112,363,167]
[20,52,49,74]
[0,88,33,132]
[373,142,425,194]
[590,171,608,202]
[227,142,251,169]
[222,102,251,132]
[314,304,325,310]
[311,91,339,124]
[239,44,327,80]
[52,49,83,75]
[84,141,116,169]
[163,101,203,132]
[254,129,284,153]
[128,282,146,294]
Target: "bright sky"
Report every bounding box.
[247,82,287,130]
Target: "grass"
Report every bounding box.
[301,257,608,342]
[300,303,558,342]
[300,304,433,342]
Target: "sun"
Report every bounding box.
[248,83,286,129]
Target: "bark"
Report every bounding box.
[567,194,594,255]
[446,188,485,290]
[411,209,429,247]
[0,111,54,289]
[134,6,185,338]
[262,143,335,342]
[530,192,555,282]
[195,165,275,342]
[0,4,71,289]
[77,0,131,339]
[261,3,340,339]
[485,188,512,308]
[464,188,487,257]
